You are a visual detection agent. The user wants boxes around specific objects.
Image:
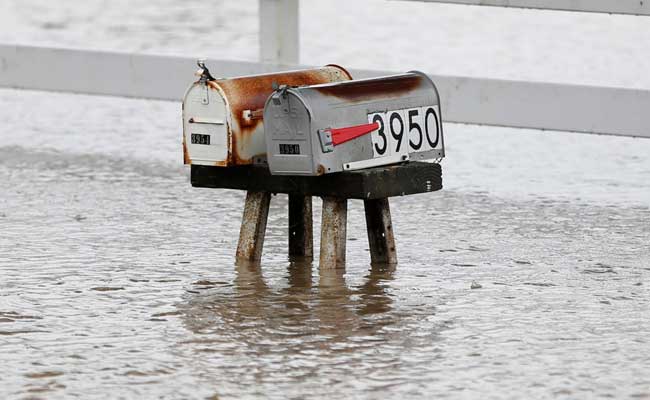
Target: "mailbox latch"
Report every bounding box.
[271,84,290,105]
[318,129,335,153]
[242,109,264,126]
[195,58,216,105]
[196,58,216,84]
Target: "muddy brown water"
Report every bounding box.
[2,1,650,398]
[1,90,649,399]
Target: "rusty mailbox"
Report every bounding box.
[263,72,444,176]
[182,62,352,166]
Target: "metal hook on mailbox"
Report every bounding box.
[271,84,290,105]
[196,58,216,83]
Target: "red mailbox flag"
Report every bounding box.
[329,122,380,146]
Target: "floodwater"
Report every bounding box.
[1,1,650,399]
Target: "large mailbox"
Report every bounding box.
[263,72,444,176]
[182,63,352,166]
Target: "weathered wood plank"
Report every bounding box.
[191,162,442,199]
[235,191,271,262]
[288,194,313,259]
[319,197,348,269]
[364,198,398,264]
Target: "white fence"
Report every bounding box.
[407,0,650,15]
[1,0,648,138]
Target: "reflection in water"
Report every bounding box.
[176,261,450,396]
[180,261,399,349]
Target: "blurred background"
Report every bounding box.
[2,0,650,87]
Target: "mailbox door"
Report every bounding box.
[182,83,229,166]
[265,93,314,175]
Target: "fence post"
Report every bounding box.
[259,0,300,65]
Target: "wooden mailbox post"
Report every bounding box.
[191,161,442,268]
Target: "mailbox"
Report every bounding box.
[182,62,352,166]
[263,71,444,176]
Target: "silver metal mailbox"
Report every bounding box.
[264,71,444,176]
[182,63,352,167]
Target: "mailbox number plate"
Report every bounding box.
[191,133,211,145]
[279,143,301,155]
[368,106,440,158]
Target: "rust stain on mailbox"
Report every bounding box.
[183,65,352,167]
[182,134,191,165]
[313,73,423,102]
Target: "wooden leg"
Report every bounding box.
[319,197,348,269]
[236,191,271,262]
[287,258,313,289]
[288,194,313,259]
[364,198,397,264]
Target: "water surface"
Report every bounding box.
[1,1,650,398]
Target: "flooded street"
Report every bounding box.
[1,1,650,398]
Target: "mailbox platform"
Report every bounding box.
[191,162,442,268]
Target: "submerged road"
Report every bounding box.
[1,0,649,398]
[1,89,648,398]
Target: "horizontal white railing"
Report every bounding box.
[1,0,648,137]
[404,0,650,15]
[1,44,649,138]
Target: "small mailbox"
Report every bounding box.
[264,72,444,176]
[182,63,352,166]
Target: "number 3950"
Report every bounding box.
[368,106,440,158]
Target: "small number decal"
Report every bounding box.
[389,111,406,153]
[191,133,211,145]
[279,143,300,154]
[423,106,439,149]
[369,113,388,157]
[407,108,423,151]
